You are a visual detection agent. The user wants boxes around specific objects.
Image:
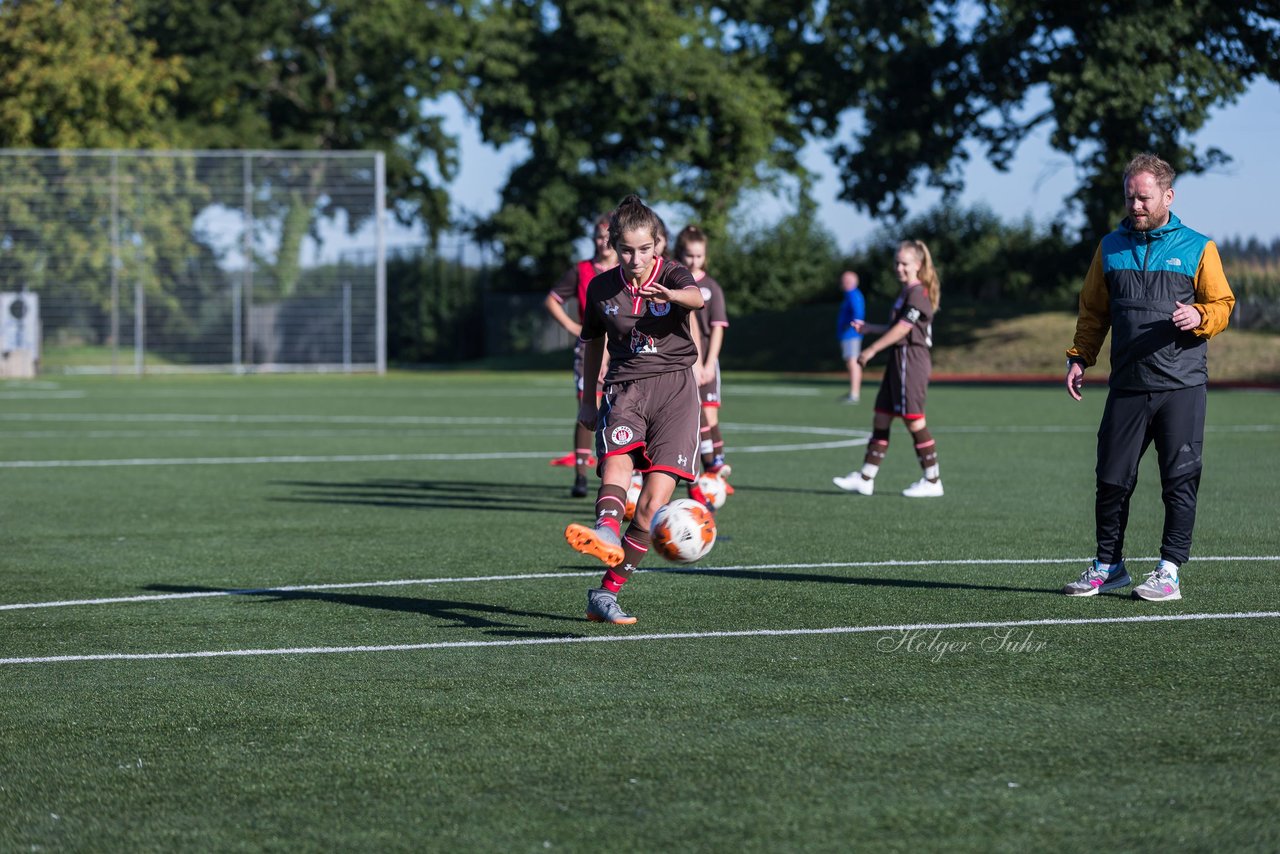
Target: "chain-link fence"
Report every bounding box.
[0,149,386,375]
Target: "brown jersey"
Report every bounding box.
[580,258,700,383]
[692,273,728,342]
[875,282,935,419]
[887,282,933,350]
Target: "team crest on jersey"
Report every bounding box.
[610,425,635,446]
[700,286,712,301]
[650,301,671,316]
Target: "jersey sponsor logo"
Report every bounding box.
[604,303,620,315]
[629,327,657,354]
[650,301,671,316]
[905,307,922,324]
[610,425,635,446]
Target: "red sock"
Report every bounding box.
[601,569,628,593]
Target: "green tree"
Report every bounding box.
[0,0,185,147]
[133,0,468,288]
[465,0,803,287]
[802,0,1280,239]
[714,200,843,314]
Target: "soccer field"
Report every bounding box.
[2,373,1277,851]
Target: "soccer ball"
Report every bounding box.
[696,472,727,510]
[623,472,643,521]
[651,498,717,563]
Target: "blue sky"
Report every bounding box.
[427,80,1280,256]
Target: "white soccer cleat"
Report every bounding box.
[902,478,944,498]
[833,472,874,495]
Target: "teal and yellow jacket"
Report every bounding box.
[1067,212,1234,391]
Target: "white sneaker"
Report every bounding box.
[833,472,874,495]
[902,478,943,497]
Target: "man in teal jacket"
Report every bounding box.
[1062,152,1235,602]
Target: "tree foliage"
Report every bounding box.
[848,204,1081,310]
[0,0,185,148]
[464,0,804,286]
[132,0,467,235]
[805,0,1280,238]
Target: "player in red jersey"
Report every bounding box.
[833,239,944,498]
[564,195,705,625]
[676,225,733,497]
[544,213,616,497]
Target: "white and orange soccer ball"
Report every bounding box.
[623,471,644,521]
[695,471,728,510]
[651,498,717,563]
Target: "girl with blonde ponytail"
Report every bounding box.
[833,239,945,498]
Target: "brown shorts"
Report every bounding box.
[597,369,700,481]
[874,345,931,419]
[698,361,722,407]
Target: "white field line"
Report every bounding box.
[0,391,85,399]
[0,451,563,468]
[2,611,1277,666]
[0,413,566,425]
[0,420,871,467]
[3,555,1276,613]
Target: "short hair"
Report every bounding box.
[1124,153,1176,191]
[608,195,663,248]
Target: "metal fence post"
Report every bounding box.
[342,281,352,371]
[375,151,387,375]
[134,279,144,376]
[110,153,121,375]
[241,153,254,373]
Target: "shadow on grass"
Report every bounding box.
[145,584,582,638]
[269,477,589,515]
[638,566,1057,596]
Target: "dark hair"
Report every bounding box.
[609,195,663,248]
[675,225,707,258]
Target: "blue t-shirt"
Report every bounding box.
[837,289,865,341]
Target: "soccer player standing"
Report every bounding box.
[564,195,705,625]
[1062,153,1234,601]
[544,213,616,497]
[833,240,944,498]
[675,225,732,481]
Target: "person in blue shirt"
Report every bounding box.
[836,270,865,403]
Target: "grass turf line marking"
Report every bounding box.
[3,555,1276,612]
[2,611,1277,666]
[0,434,871,468]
